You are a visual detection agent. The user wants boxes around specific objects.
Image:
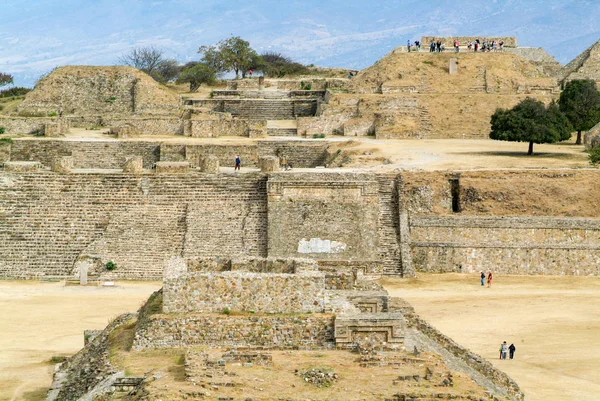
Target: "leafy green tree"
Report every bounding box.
[199,37,260,78]
[0,72,13,87]
[176,63,217,92]
[260,52,309,77]
[559,79,600,145]
[490,98,572,155]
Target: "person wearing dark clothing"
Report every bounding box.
[234,155,241,171]
[480,272,485,286]
[436,40,442,53]
[430,41,435,52]
[509,344,516,359]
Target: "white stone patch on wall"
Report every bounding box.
[298,238,347,254]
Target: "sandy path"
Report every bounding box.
[0,281,160,401]
[382,274,600,401]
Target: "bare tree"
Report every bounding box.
[119,46,165,75]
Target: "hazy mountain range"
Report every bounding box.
[1,0,599,87]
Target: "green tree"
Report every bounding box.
[199,37,260,78]
[490,98,572,155]
[176,63,217,92]
[0,72,13,87]
[260,52,309,77]
[559,79,600,145]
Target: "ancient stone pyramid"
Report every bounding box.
[558,39,600,85]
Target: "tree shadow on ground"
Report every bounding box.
[451,151,579,159]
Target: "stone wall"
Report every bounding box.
[0,116,55,135]
[410,216,600,275]
[267,173,380,261]
[10,139,161,169]
[0,172,268,279]
[133,313,335,350]
[404,311,524,401]
[163,271,326,313]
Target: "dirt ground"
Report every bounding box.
[382,274,600,401]
[0,281,160,401]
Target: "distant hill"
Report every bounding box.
[0,0,599,87]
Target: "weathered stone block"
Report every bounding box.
[3,161,42,172]
[199,155,219,173]
[334,312,405,347]
[44,118,70,137]
[51,156,74,173]
[155,161,189,174]
[259,156,279,172]
[123,156,143,174]
[449,58,458,75]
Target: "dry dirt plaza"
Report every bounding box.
[1,273,599,401]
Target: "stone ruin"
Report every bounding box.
[46,256,525,400]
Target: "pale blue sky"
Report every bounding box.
[1,0,599,86]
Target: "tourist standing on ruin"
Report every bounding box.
[501,341,508,359]
[509,343,516,359]
[436,40,442,53]
[480,271,485,286]
[430,41,435,52]
[415,40,421,50]
[487,272,493,288]
[234,155,241,171]
[407,40,412,52]
[454,40,460,52]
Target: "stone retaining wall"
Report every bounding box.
[0,116,53,135]
[410,216,600,275]
[133,313,335,350]
[163,271,326,313]
[10,139,161,168]
[405,312,524,401]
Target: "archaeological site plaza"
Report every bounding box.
[1,35,600,401]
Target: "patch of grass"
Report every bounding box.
[108,319,137,364]
[423,60,434,65]
[222,306,231,315]
[0,137,11,145]
[49,355,68,364]
[312,133,326,139]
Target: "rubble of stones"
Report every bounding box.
[295,367,339,388]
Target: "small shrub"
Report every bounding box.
[105,261,117,271]
[300,81,313,90]
[312,133,326,139]
[48,112,57,117]
[222,307,231,315]
[0,105,4,111]
[209,90,214,99]
[0,137,13,145]
[49,355,68,364]
[588,147,600,166]
[0,127,5,135]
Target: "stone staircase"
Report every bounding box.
[376,174,404,276]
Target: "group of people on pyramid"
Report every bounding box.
[404,38,506,53]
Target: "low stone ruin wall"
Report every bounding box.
[0,116,54,135]
[410,216,600,275]
[163,271,326,313]
[69,116,182,135]
[133,313,335,350]
[10,139,161,169]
